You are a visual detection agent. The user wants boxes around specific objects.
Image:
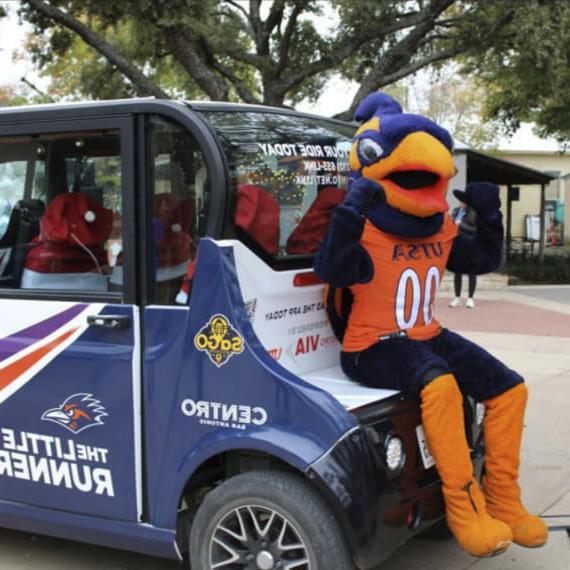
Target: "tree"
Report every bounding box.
[388,65,502,149]
[463,0,570,143]
[0,84,32,107]
[14,0,517,117]
[22,16,207,101]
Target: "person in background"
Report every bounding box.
[450,198,478,308]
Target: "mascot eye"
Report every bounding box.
[358,138,383,164]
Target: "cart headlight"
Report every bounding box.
[385,435,406,472]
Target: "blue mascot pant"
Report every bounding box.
[341,328,523,402]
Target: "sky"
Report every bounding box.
[0,1,562,153]
[0,1,43,87]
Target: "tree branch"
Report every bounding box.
[356,7,442,37]
[264,1,455,102]
[198,36,259,103]
[223,0,249,20]
[217,46,272,72]
[264,33,374,104]
[248,0,264,53]
[265,0,286,38]
[378,47,462,86]
[249,0,286,56]
[164,31,230,100]
[276,1,303,73]
[24,0,169,98]
[209,59,260,104]
[436,16,467,28]
[346,0,457,117]
[341,2,515,120]
[418,32,453,45]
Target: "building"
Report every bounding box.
[494,124,568,246]
[450,140,555,260]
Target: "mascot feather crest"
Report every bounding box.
[354,91,403,120]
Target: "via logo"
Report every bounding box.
[294,334,320,356]
[41,393,108,434]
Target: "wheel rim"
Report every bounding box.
[210,504,311,569]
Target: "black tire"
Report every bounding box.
[189,469,354,570]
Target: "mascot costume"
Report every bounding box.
[315,92,548,557]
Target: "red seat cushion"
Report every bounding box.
[25,239,109,274]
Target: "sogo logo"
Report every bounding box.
[194,314,244,367]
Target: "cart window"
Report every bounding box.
[0,141,45,239]
[202,111,354,258]
[0,131,123,294]
[147,115,211,305]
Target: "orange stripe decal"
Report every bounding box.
[0,327,78,391]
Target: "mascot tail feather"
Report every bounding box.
[324,285,353,342]
[421,374,513,557]
[483,384,548,548]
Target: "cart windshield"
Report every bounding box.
[201,110,354,259]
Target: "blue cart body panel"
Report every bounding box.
[144,239,356,529]
[0,239,359,559]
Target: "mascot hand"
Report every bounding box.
[345,177,386,213]
[454,182,501,216]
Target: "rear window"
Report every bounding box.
[201,111,354,258]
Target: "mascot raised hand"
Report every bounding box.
[315,92,548,557]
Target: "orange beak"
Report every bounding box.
[350,131,456,218]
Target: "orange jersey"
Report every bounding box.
[343,214,458,352]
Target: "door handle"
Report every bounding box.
[87,314,131,330]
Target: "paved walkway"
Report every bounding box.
[510,285,570,307]
[0,287,568,569]
[377,286,570,569]
[437,298,570,337]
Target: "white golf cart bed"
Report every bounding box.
[224,240,399,411]
[303,365,398,410]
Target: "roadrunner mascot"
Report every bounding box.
[315,92,548,557]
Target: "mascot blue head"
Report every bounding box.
[349,92,456,218]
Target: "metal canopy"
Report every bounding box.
[464,148,553,185]
[455,147,554,262]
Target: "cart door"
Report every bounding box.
[0,116,141,522]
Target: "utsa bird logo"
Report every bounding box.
[41,393,107,434]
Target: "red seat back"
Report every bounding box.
[235,184,280,255]
[25,192,112,275]
[286,187,345,254]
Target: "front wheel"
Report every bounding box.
[189,470,354,569]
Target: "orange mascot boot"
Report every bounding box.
[421,374,512,557]
[483,383,548,548]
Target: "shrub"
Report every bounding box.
[503,255,570,284]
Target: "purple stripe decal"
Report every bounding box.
[0,303,88,363]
